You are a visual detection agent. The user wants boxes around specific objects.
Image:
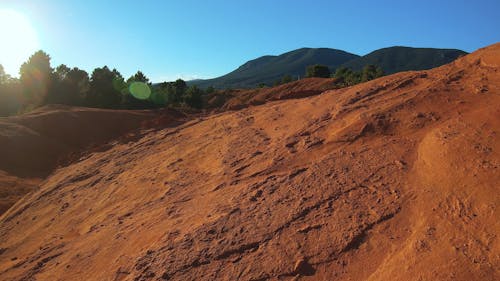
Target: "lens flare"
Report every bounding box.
[129,82,151,100]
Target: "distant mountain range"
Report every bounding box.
[189,46,467,89]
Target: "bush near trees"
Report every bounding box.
[184,85,203,109]
[304,63,384,86]
[333,64,384,86]
[361,64,384,82]
[281,74,293,84]
[153,79,205,108]
[205,86,215,94]
[306,64,331,78]
[268,74,297,88]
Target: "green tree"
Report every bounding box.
[333,67,356,85]
[205,86,215,94]
[345,71,361,85]
[333,67,350,79]
[172,79,187,104]
[66,68,90,92]
[332,66,384,86]
[123,70,154,108]
[281,74,293,84]
[54,64,71,81]
[150,82,171,106]
[361,64,376,82]
[149,90,167,107]
[0,64,11,84]
[361,64,384,82]
[0,64,22,116]
[88,66,124,108]
[306,64,331,78]
[127,70,150,84]
[184,85,203,109]
[19,50,53,107]
[46,65,89,105]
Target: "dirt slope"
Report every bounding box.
[217,78,340,110]
[0,106,186,214]
[0,43,499,280]
[0,171,39,215]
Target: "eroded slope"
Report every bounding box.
[0,106,186,214]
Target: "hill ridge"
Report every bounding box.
[190,46,466,89]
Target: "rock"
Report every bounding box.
[161,272,170,280]
[394,160,406,169]
[415,112,425,118]
[293,258,314,275]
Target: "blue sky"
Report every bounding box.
[1,0,499,82]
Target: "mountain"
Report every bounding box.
[341,46,468,74]
[190,46,467,89]
[0,43,499,280]
[190,48,359,89]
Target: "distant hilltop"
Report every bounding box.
[189,46,467,89]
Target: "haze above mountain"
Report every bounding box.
[190,46,467,89]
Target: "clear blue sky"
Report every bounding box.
[1,0,499,82]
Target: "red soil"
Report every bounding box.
[0,106,186,214]
[207,77,340,111]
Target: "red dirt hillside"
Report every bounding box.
[0,43,499,280]
[209,77,340,110]
[0,106,186,214]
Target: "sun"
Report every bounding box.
[0,9,39,77]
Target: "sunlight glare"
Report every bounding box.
[0,9,40,77]
[129,82,151,100]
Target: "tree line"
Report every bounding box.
[306,64,384,85]
[0,50,204,117]
[262,64,384,88]
[1,50,387,117]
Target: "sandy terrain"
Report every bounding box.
[0,43,499,280]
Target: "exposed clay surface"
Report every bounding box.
[0,44,499,280]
